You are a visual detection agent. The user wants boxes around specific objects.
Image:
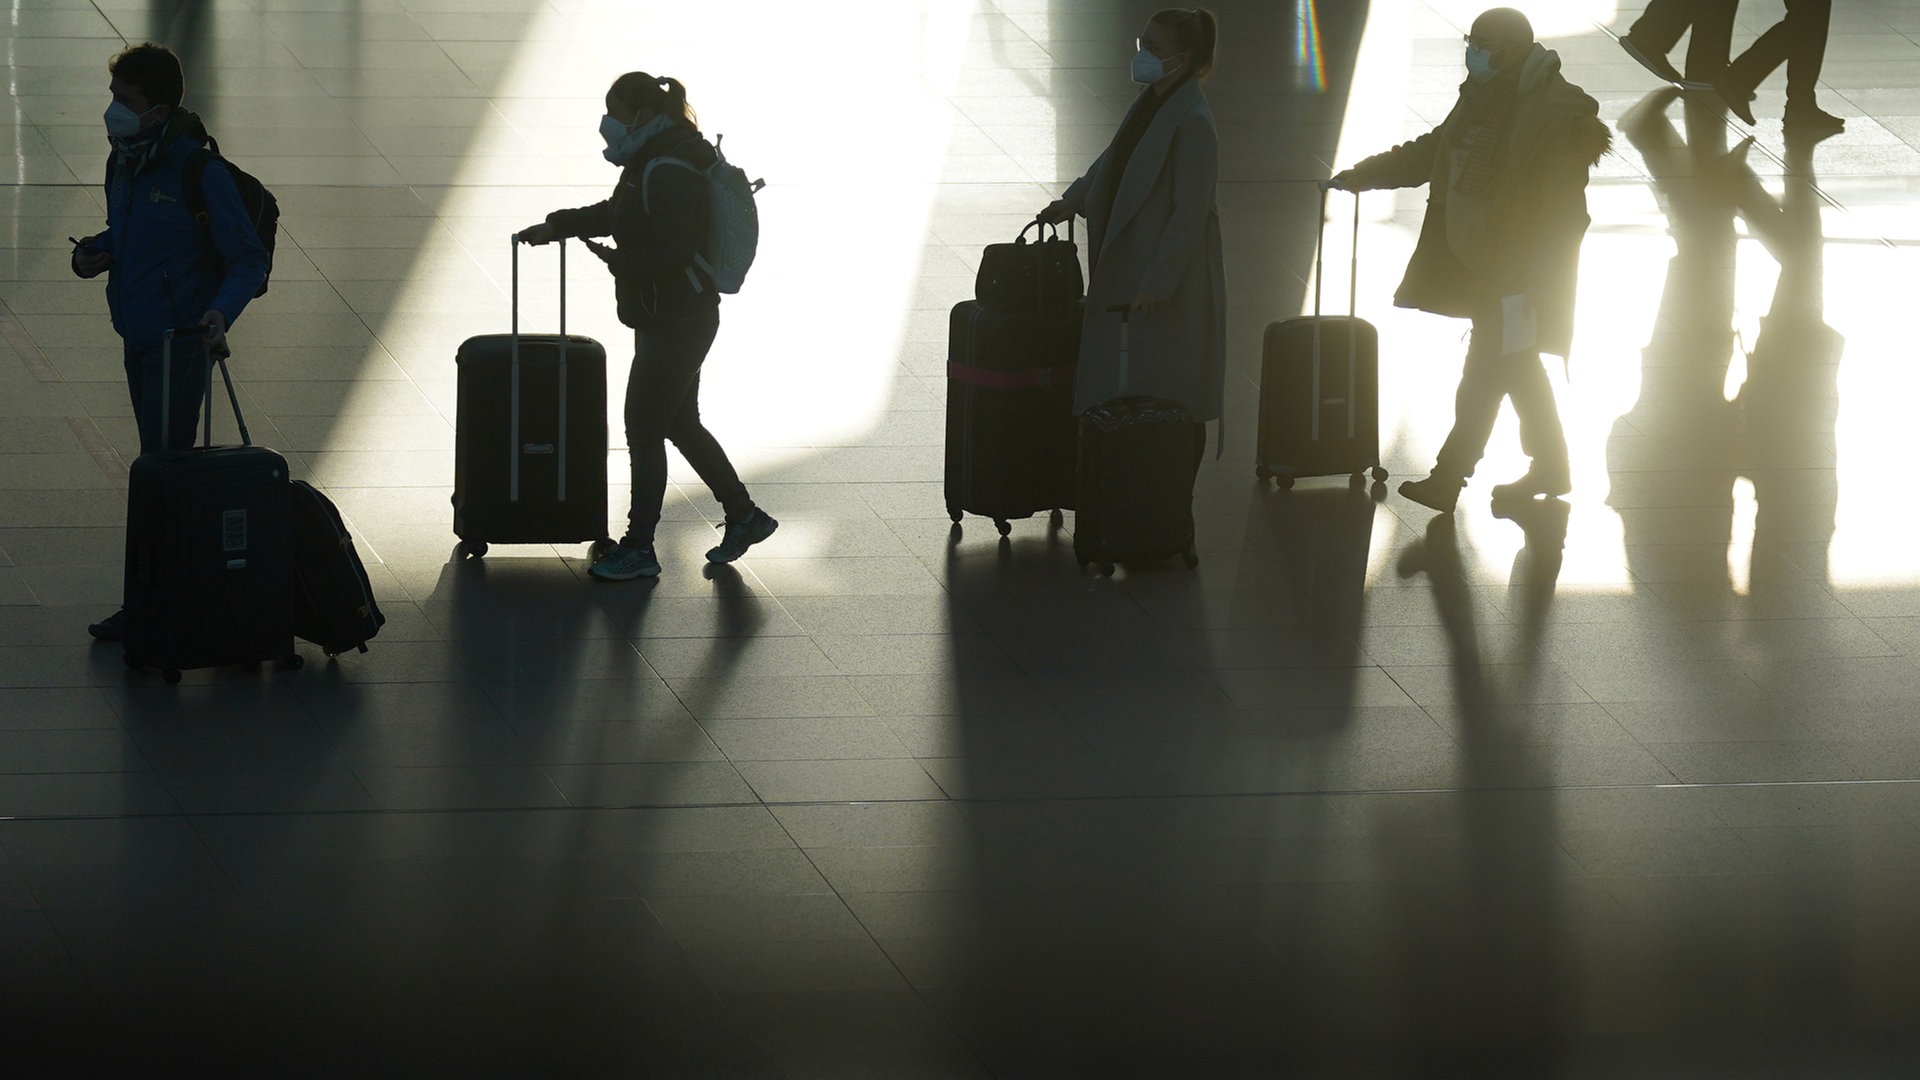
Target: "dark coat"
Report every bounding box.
[1347,44,1611,357]
[546,123,718,329]
[1061,78,1227,422]
[85,111,270,347]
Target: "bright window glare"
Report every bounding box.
[361,2,978,475]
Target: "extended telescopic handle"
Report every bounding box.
[1314,186,1361,319]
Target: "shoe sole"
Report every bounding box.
[589,562,661,581]
[1397,485,1458,514]
[1620,38,1686,85]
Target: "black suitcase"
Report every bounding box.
[123,327,300,684]
[944,299,1081,535]
[452,235,613,559]
[1073,305,1202,574]
[289,479,384,656]
[1256,189,1388,489]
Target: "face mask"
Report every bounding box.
[104,101,154,139]
[601,110,678,166]
[1131,48,1168,84]
[1464,46,1497,82]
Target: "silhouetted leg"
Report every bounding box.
[664,363,754,524]
[1507,351,1568,472]
[1626,0,1689,53]
[1725,16,1793,94]
[623,309,721,546]
[1434,315,1505,482]
[124,338,207,455]
[1782,0,1832,106]
[1681,0,1738,81]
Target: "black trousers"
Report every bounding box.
[1727,0,1832,104]
[1628,0,1739,81]
[123,338,208,455]
[623,307,753,546]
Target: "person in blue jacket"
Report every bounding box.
[71,43,270,641]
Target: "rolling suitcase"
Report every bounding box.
[452,235,614,560]
[123,327,300,684]
[1073,304,1202,575]
[289,479,384,656]
[944,299,1081,535]
[1256,188,1388,489]
[945,218,1083,536]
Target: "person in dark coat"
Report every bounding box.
[1327,8,1611,514]
[1714,0,1844,138]
[1038,8,1226,442]
[1617,0,1739,90]
[72,42,271,642]
[520,72,775,581]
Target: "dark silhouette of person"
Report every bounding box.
[519,72,777,582]
[1617,0,1739,89]
[1327,8,1610,514]
[72,42,271,643]
[1714,0,1844,137]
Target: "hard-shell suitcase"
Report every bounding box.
[944,299,1081,535]
[123,327,300,684]
[289,479,384,656]
[452,235,614,559]
[1256,189,1388,489]
[1073,304,1202,574]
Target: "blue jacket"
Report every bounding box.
[87,111,269,347]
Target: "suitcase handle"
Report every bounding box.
[508,232,571,504]
[159,324,250,451]
[1313,186,1361,320]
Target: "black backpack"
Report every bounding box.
[181,135,279,297]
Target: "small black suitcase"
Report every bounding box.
[452,235,614,559]
[123,328,300,684]
[1073,305,1202,574]
[289,479,384,656]
[944,298,1081,535]
[1256,189,1388,489]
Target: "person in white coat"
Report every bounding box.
[1039,7,1226,448]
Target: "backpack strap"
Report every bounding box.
[639,155,712,293]
[181,134,224,227]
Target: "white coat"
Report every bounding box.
[1061,77,1227,431]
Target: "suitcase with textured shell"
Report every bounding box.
[122,326,300,684]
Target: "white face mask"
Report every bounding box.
[105,100,155,139]
[1131,48,1178,85]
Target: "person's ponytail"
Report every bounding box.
[609,70,699,129]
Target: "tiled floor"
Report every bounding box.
[6,0,1920,1074]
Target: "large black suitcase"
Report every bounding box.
[1073,305,1202,574]
[944,298,1081,535]
[289,479,384,656]
[452,235,613,559]
[1256,189,1388,489]
[123,328,300,684]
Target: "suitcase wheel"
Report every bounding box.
[1182,551,1200,570]
[1097,562,1115,577]
[1275,476,1295,491]
[1255,464,1273,481]
[994,518,1011,538]
[283,654,305,671]
[163,669,182,685]
[459,539,489,559]
[948,507,962,524]
[1371,466,1389,482]
[1049,509,1064,528]
[590,537,617,560]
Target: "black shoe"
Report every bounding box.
[1619,34,1685,86]
[1490,464,1571,503]
[1714,77,1757,125]
[87,608,128,642]
[1784,103,1845,139]
[1398,474,1461,514]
